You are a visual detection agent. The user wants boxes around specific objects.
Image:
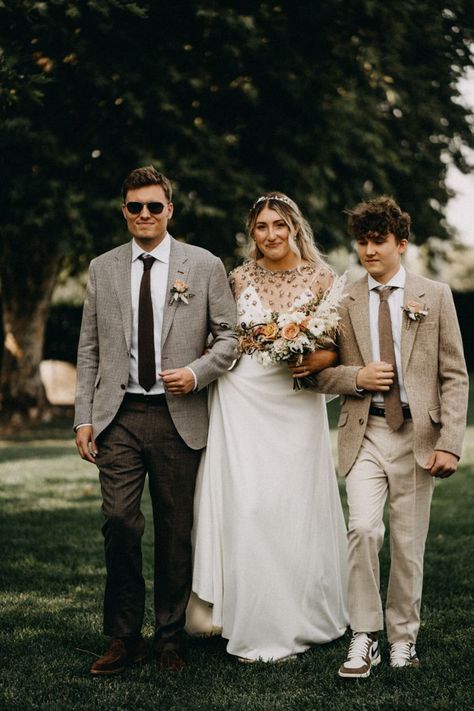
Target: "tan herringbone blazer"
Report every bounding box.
[316,271,468,476]
[74,238,238,449]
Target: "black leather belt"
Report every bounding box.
[369,404,412,420]
[123,393,167,406]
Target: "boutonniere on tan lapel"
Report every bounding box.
[401,300,429,327]
[169,279,194,305]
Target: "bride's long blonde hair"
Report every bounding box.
[246,192,327,267]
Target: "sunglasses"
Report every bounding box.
[125,201,166,215]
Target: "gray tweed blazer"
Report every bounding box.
[74,238,238,449]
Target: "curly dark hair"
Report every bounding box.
[347,196,410,243]
[121,166,172,202]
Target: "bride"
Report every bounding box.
[188,192,348,662]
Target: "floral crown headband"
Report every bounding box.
[252,194,295,209]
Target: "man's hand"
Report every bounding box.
[424,450,458,478]
[75,425,98,463]
[356,361,395,391]
[288,349,338,378]
[160,368,195,395]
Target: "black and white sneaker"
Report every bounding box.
[390,642,420,668]
[338,632,381,679]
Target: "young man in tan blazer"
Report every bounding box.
[74,167,237,674]
[300,196,468,677]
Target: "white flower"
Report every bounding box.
[307,318,325,338]
[272,338,289,355]
[288,334,310,354]
[277,310,307,328]
[256,351,273,368]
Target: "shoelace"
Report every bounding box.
[347,633,373,659]
[390,641,412,663]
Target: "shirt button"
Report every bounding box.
[359,418,364,425]
[121,384,126,390]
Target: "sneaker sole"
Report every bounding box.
[338,653,381,679]
[390,659,420,669]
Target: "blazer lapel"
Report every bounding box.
[401,272,426,371]
[113,242,133,350]
[161,238,190,346]
[347,277,372,365]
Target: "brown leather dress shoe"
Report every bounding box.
[159,649,186,672]
[90,637,146,676]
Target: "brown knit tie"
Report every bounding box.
[377,286,404,431]
[138,255,156,391]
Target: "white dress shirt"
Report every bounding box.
[368,265,408,406]
[127,235,171,394]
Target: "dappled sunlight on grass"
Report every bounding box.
[0,440,100,513]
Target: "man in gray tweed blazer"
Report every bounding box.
[74,166,237,674]
[303,196,468,679]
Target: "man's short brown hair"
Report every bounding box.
[347,196,410,243]
[121,166,172,202]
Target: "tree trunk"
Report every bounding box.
[0,250,61,427]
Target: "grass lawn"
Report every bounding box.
[1,387,473,711]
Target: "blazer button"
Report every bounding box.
[359,418,364,425]
[120,384,126,390]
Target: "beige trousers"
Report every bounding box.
[345,415,435,643]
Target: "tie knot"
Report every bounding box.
[377,286,396,302]
[139,254,155,271]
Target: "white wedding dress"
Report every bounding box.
[189,262,348,661]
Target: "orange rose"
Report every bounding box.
[407,300,423,314]
[300,317,312,330]
[174,279,188,293]
[281,323,300,340]
[255,322,279,340]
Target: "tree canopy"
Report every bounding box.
[1,0,473,262]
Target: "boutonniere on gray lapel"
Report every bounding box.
[401,300,429,327]
[169,279,194,305]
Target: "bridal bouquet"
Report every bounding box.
[236,273,347,389]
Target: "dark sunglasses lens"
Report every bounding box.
[126,202,165,215]
[126,202,143,214]
[147,202,165,214]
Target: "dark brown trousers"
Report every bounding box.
[95,396,201,650]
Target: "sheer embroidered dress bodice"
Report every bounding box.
[189,260,348,662]
[230,261,334,326]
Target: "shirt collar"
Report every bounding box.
[132,232,171,264]
[368,265,406,291]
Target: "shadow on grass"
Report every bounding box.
[0,507,104,592]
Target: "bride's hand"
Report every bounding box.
[288,349,338,377]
